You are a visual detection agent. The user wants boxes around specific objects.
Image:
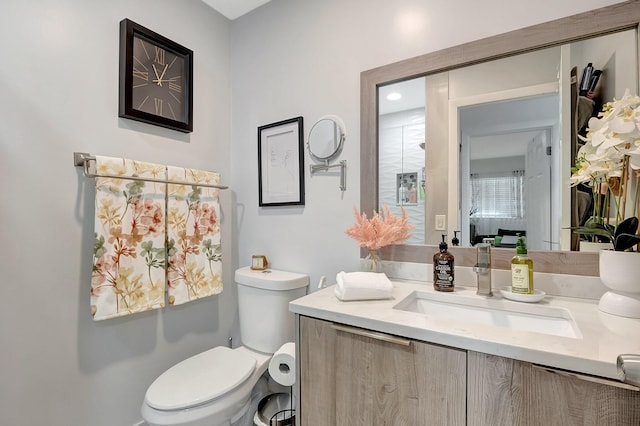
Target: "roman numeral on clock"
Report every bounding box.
[133,68,148,81]
[154,47,165,65]
[154,98,163,116]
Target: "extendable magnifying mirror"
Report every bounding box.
[307,115,347,191]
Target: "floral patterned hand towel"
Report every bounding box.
[91,156,167,320]
[166,166,223,305]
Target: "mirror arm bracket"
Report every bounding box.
[310,160,347,192]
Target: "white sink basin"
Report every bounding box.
[393,290,582,339]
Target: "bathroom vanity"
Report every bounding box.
[290,281,640,425]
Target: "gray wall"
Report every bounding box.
[0,0,624,424]
[1,1,233,425]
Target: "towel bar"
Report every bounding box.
[73,152,229,190]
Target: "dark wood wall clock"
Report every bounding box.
[119,19,193,133]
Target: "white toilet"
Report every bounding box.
[141,267,309,426]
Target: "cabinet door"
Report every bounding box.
[300,316,466,426]
[468,351,640,426]
[300,316,338,425]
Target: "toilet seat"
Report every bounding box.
[145,346,257,411]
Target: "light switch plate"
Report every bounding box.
[435,215,446,230]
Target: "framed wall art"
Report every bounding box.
[258,117,305,206]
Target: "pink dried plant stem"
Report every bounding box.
[344,205,414,250]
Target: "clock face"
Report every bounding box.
[131,35,187,122]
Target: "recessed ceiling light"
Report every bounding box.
[386,92,402,101]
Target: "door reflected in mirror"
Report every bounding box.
[459,93,559,251]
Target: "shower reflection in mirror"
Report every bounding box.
[378,77,426,245]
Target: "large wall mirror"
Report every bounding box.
[361,2,640,272]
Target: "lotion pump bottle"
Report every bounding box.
[511,235,533,294]
[433,234,455,292]
[408,184,417,203]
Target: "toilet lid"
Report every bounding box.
[145,346,256,411]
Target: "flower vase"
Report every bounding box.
[598,250,640,318]
[362,249,382,273]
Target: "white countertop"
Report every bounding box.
[290,279,640,381]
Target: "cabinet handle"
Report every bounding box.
[533,364,640,392]
[331,323,411,346]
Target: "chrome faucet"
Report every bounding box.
[473,243,492,296]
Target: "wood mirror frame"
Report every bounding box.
[361,1,640,276]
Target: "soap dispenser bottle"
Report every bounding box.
[433,234,455,292]
[511,235,533,294]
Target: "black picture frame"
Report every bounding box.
[258,117,305,206]
[119,19,194,133]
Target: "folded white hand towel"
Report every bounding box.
[334,271,393,301]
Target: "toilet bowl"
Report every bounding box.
[141,346,271,426]
[141,267,309,426]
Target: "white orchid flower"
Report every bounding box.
[572,90,640,178]
[627,139,640,170]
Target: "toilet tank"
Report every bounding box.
[235,267,309,354]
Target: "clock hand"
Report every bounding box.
[157,64,169,84]
[152,64,169,86]
[152,64,162,86]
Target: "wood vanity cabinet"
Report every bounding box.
[299,316,466,426]
[467,351,640,426]
[299,316,640,425]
